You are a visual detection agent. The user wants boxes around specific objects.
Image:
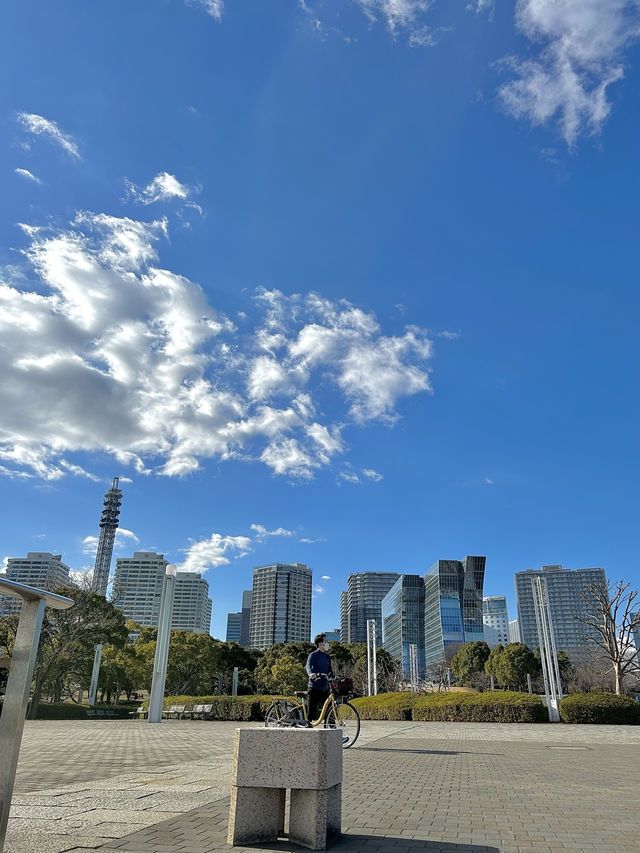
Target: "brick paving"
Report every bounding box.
[6,720,640,853]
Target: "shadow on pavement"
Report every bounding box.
[245,836,499,852]
[355,747,501,756]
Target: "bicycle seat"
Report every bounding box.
[294,691,308,698]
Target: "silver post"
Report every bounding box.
[147,565,176,723]
[532,577,560,722]
[490,675,495,691]
[372,621,378,696]
[409,643,418,692]
[0,580,73,853]
[526,673,532,694]
[366,619,373,697]
[232,666,239,697]
[88,643,102,706]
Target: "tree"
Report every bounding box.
[578,581,640,695]
[450,641,491,686]
[256,654,307,694]
[328,642,354,674]
[0,586,129,717]
[486,643,539,691]
[425,658,450,692]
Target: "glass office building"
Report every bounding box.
[341,572,401,645]
[424,556,486,666]
[483,596,510,646]
[381,575,425,678]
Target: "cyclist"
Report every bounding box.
[305,633,334,722]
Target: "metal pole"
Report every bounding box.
[409,643,418,692]
[490,675,495,691]
[231,667,239,697]
[372,622,378,697]
[366,619,373,697]
[0,581,73,853]
[526,673,532,694]
[533,577,560,722]
[88,643,102,706]
[148,565,176,723]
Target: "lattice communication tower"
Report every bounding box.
[91,477,123,597]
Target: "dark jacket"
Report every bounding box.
[305,649,333,691]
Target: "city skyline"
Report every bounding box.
[0,3,638,642]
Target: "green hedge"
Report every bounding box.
[351,693,417,721]
[0,702,133,720]
[412,691,546,723]
[560,692,640,725]
[141,695,285,721]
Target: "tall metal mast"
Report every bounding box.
[91,477,122,598]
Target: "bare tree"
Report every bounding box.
[425,658,450,692]
[578,581,640,695]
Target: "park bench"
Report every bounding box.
[87,709,116,720]
[129,705,147,719]
[190,703,213,720]
[163,704,187,719]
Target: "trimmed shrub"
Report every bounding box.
[560,692,640,725]
[412,691,545,723]
[1,702,133,720]
[141,694,287,721]
[351,692,417,721]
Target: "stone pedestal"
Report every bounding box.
[227,727,343,850]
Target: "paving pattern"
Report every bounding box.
[6,720,640,853]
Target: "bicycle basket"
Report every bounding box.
[332,677,353,696]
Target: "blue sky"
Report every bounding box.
[1,1,638,639]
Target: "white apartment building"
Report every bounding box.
[482,596,510,646]
[0,552,72,615]
[249,563,312,649]
[508,618,521,643]
[113,552,212,633]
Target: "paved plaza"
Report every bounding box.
[5,720,639,853]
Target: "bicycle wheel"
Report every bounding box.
[264,700,303,727]
[326,700,360,748]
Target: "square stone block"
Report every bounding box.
[227,786,285,846]
[289,785,341,850]
[231,727,343,790]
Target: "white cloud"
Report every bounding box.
[299,537,326,544]
[362,467,383,482]
[357,1,431,35]
[338,471,360,484]
[250,523,294,540]
[125,172,194,206]
[438,329,461,340]
[484,477,495,485]
[187,0,223,20]
[0,212,433,481]
[467,0,494,14]
[314,584,325,594]
[17,112,80,159]
[82,527,139,557]
[321,575,331,580]
[15,168,41,184]
[178,533,252,573]
[499,0,640,145]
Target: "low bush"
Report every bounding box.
[142,694,286,721]
[560,692,640,725]
[412,691,545,723]
[0,702,133,720]
[351,692,417,721]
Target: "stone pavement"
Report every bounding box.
[5,720,640,853]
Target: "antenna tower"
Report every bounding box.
[91,476,123,597]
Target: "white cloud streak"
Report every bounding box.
[362,467,383,482]
[187,0,223,20]
[15,168,41,184]
[125,172,194,205]
[250,523,294,540]
[17,112,80,159]
[0,213,433,481]
[178,533,252,573]
[499,0,640,145]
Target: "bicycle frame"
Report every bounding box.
[296,690,340,726]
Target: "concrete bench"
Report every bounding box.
[190,703,213,720]
[227,727,342,850]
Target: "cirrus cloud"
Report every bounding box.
[17,112,80,159]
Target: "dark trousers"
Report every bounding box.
[308,688,329,722]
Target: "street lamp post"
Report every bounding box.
[147,564,177,723]
[366,619,378,696]
[0,579,74,852]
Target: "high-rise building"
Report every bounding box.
[339,591,348,643]
[249,563,312,649]
[508,618,521,643]
[0,552,72,615]
[483,596,509,646]
[424,556,486,666]
[240,589,252,646]
[172,572,212,633]
[226,611,242,643]
[113,552,212,633]
[341,572,401,645]
[91,477,123,597]
[515,565,607,656]
[325,629,341,643]
[381,575,425,678]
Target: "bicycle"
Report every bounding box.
[264,678,361,748]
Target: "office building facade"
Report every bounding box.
[508,618,521,643]
[341,572,401,646]
[226,611,242,643]
[424,556,486,666]
[483,596,509,646]
[240,589,252,646]
[515,565,607,656]
[113,552,212,633]
[0,552,73,615]
[381,574,425,679]
[249,563,312,649]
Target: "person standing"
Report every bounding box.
[306,633,334,722]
